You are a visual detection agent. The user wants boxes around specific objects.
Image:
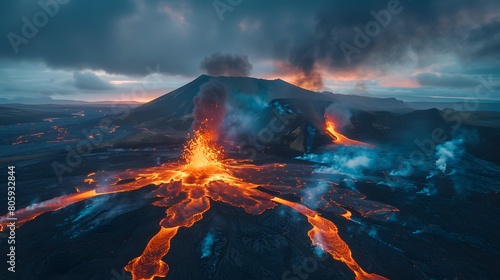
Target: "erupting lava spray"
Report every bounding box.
[125,81,231,279]
[0,82,391,280]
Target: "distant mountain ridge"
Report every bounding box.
[123,75,411,128]
[0,96,143,105]
[105,75,500,164]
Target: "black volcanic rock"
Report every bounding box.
[117,75,410,128]
[111,75,414,152]
[0,105,72,125]
[98,130,185,149]
[235,99,332,154]
[321,92,411,112]
[348,108,454,144]
[106,75,500,165]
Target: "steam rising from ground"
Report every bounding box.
[427,136,467,180]
[200,232,215,258]
[302,181,330,209]
[222,91,269,140]
[298,148,373,178]
[435,138,464,173]
[297,129,500,201]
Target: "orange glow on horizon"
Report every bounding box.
[379,79,420,88]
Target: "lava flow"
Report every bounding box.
[0,83,390,280]
[325,114,374,147]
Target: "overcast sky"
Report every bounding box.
[0,0,499,103]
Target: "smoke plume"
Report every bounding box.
[200,53,252,77]
[325,103,353,129]
[275,61,324,91]
[193,81,228,137]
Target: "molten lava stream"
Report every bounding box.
[0,178,162,232]
[272,197,388,280]
[126,195,211,280]
[125,226,179,280]
[0,88,389,280]
[325,115,374,148]
[0,190,102,231]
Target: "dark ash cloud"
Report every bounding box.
[275,61,324,91]
[200,53,252,77]
[461,19,500,63]
[0,0,499,101]
[1,0,499,79]
[193,81,228,134]
[73,71,114,90]
[278,0,500,85]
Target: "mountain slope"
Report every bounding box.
[120,75,410,128]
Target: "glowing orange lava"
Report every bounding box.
[126,227,179,279]
[0,117,390,280]
[272,197,387,280]
[325,114,374,148]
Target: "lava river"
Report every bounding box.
[325,113,375,148]
[0,84,394,280]
[0,124,393,280]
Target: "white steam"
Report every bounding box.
[435,138,464,173]
[302,181,330,209]
[297,147,375,178]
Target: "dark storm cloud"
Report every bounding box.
[1,0,138,71]
[461,19,500,63]
[415,73,477,88]
[1,0,499,83]
[0,0,199,76]
[73,71,114,90]
[280,0,500,86]
[200,53,252,77]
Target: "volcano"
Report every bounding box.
[121,75,409,127]
[107,75,500,165]
[1,78,399,280]
[1,76,499,280]
[110,75,411,154]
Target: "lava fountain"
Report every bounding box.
[0,82,391,279]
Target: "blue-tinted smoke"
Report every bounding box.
[200,232,215,258]
[297,146,378,179]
